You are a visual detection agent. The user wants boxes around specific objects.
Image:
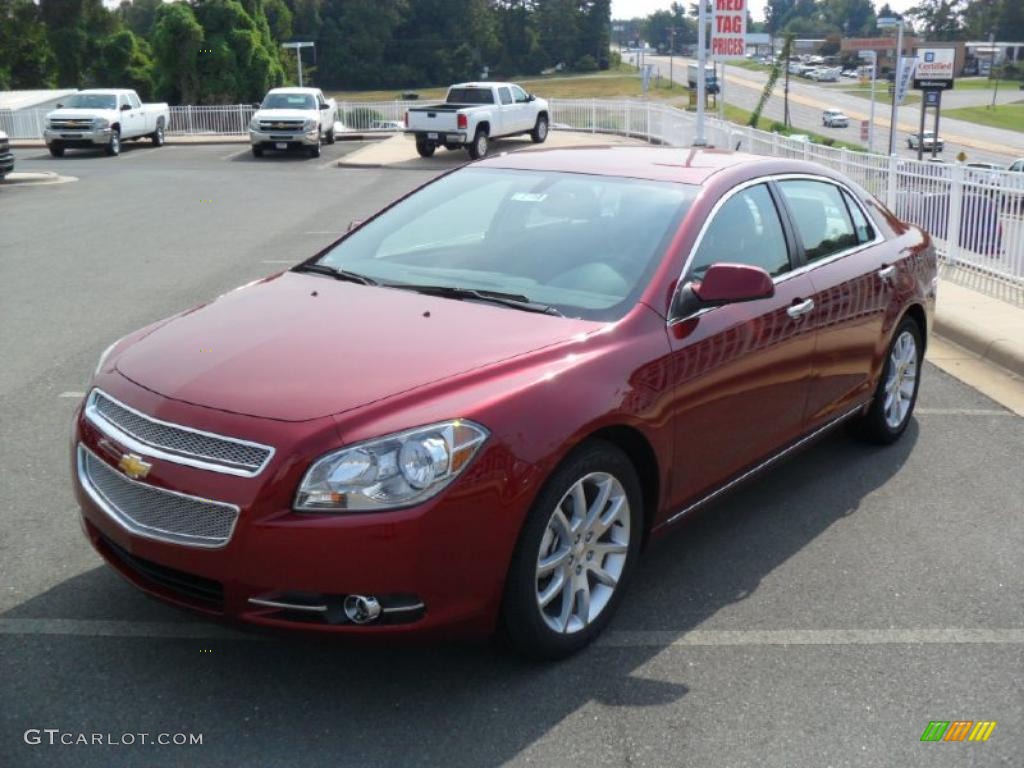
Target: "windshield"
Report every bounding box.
[262,93,315,110]
[447,88,495,105]
[64,93,117,110]
[311,168,696,321]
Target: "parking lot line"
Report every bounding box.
[915,408,1012,416]
[221,148,250,161]
[2,619,1021,646]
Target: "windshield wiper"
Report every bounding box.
[294,263,378,286]
[389,283,563,316]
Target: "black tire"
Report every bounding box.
[151,120,165,147]
[852,316,923,445]
[467,127,489,160]
[907,138,914,149]
[530,114,549,144]
[104,129,120,157]
[308,131,321,158]
[48,142,65,158]
[415,140,436,158]
[251,145,263,158]
[499,440,644,660]
[326,127,336,145]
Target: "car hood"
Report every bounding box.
[115,272,599,422]
[47,108,116,120]
[253,109,315,121]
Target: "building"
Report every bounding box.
[840,36,924,73]
[0,90,77,112]
[0,90,77,139]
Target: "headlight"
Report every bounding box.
[94,335,126,376]
[249,117,260,131]
[93,118,109,129]
[304,118,317,131]
[295,420,489,512]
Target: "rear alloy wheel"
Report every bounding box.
[105,129,121,157]
[151,122,165,147]
[530,115,549,144]
[415,140,436,158]
[467,128,488,160]
[500,441,642,659]
[853,317,923,444]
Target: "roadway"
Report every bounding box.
[646,55,1024,167]
[1,142,1022,767]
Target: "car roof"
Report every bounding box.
[267,87,320,95]
[77,89,132,95]
[449,82,515,89]
[476,146,844,186]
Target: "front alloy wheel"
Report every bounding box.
[501,440,642,659]
[535,472,630,634]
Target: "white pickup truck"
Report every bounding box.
[404,82,549,159]
[249,87,337,159]
[44,89,169,157]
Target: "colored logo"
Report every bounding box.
[925,52,935,63]
[920,721,997,742]
[118,452,152,480]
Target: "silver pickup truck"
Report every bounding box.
[404,82,549,159]
[44,89,169,157]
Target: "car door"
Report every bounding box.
[316,91,333,131]
[774,177,890,427]
[665,182,819,510]
[511,85,533,132]
[497,86,515,133]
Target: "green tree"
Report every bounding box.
[92,29,154,95]
[152,1,204,102]
[820,0,876,37]
[0,0,58,88]
[907,0,965,40]
[118,0,162,38]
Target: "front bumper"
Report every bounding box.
[44,128,112,146]
[0,151,13,176]
[250,129,320,148]
[71,380,539,638]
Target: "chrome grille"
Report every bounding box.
[86,390,273,477]
[50,118,92,130]
[79,446,239,547]
[259,120,304,132]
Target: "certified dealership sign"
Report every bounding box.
[712,0,747,60]
[914,48,955,90]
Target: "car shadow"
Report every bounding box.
[3,422,918,767]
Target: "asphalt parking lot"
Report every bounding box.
[1,142,1022,768]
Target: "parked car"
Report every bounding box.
[841,69,858,78]
[0,130,13,179]
[44,89,169,157]
[73,148,935,659]
[908,130,944,152]
[822,108,849,128]
[1008,158,1024,173]
[250,87,337,159]
[810,67,841,82]
[405,82,549,159]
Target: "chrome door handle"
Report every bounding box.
[877,265,896,281]
[787,298,815,319]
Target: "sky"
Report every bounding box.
[610,0,918,23]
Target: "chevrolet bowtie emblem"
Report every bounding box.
[118,453,152,480]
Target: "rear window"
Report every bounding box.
[447,88,495,105]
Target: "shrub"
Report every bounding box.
[574,54,599,73]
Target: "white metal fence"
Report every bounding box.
[5,99,1022,304]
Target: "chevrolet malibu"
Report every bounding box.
[73,148,936,658]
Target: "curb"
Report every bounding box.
[934,313,1024,379]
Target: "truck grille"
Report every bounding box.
[85,389,273,477]
[258,120,304,132]
[78,445,239,548]
[49,118,93,130]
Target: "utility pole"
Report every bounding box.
[989,32,999,109]
[878,17,904,155]
[669,26,675,90]
[695,0,707,145]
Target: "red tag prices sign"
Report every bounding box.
[712,0,747,60]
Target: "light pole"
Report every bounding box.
[858,50,877,153]
[695,0,708,145]
[878,17,904,156]
[282,42,315,87]
[989,32,1000,109]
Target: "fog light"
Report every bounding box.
[343,594,382,624]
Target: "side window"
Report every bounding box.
[498,87,513,105]
[841,189,876,244]
[512,85,530,104]
[778,179,859,262]
[130,93,141,109]
[689,184,790,280]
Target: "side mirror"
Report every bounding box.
[120,103,131,111]
[528,93,536,102]
[56,103,63,109]
[252,103,261,109]
[671,263,774,319]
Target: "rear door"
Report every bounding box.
[774,177,890,426]
[666,182,819,510]
[511,85,533,132]
[497,86,515,133]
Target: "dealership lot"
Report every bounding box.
[1,144,1022,767]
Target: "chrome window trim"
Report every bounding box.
[668,172,886,323]
[76,443,240,549]
[85,389,275,478]
[653,404,863,531]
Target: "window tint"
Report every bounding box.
[512,85,530,103]
[689,184,790,279]
[779,180,859,261]
[841,189,875,244]
[447,88,495,105]
[126,92,141,109]
[498,87,513,105]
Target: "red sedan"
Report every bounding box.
[73,147,936,658]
